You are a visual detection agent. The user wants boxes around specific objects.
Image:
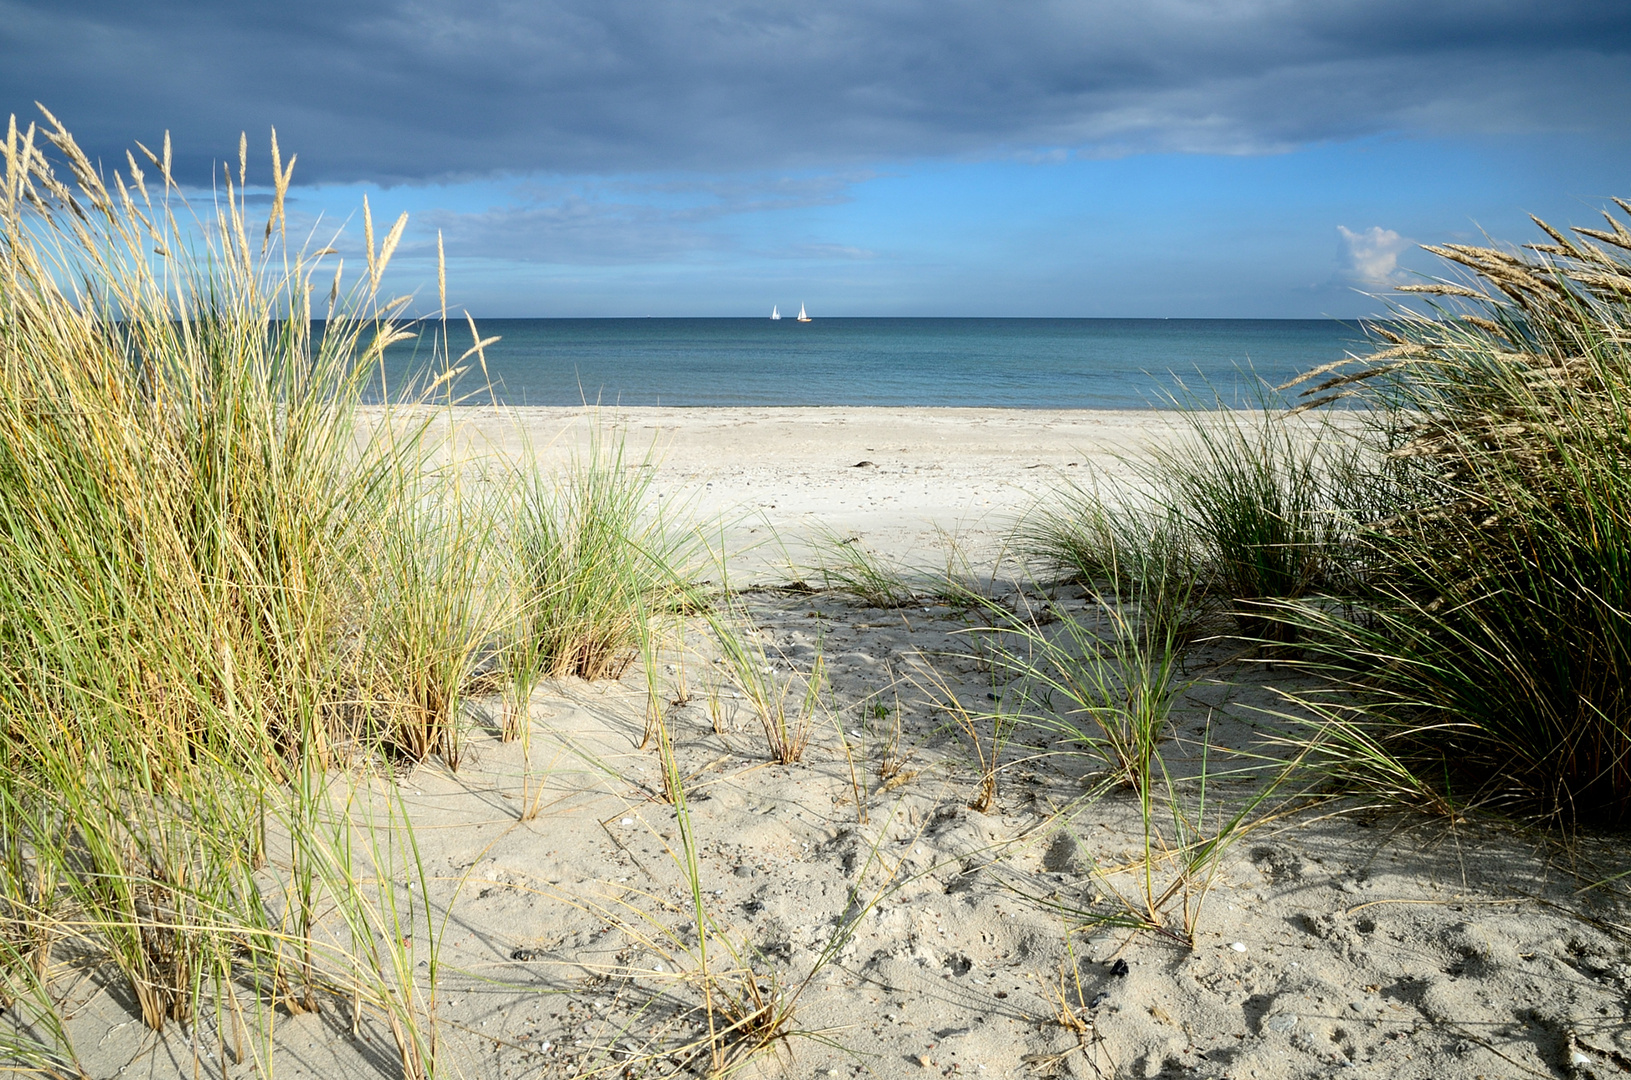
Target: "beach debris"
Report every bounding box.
[881,769,917,792]
[852,460,877,468]
[1266,1014,1299,1034]
[1229,941,1247,952]
[1108,958,1129,977]
[1088,992,1109,1009]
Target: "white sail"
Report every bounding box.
[797,302,811,322]
[771,305,780,320]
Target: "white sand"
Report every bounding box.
[72,407,1631,1080]
[448,405,1199,580]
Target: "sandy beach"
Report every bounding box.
[450,406,1195,578]
[73,407,1631,1080]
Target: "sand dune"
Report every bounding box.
[74,407,1631,1080]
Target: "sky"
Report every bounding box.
[4,0,1631,318]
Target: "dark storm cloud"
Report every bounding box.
[3,0,1628,184]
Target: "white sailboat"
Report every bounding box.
[771,305,780,320]
[796,302,811,323]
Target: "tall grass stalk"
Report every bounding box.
[705,604,826,765]
[367,464,501,768]
[808,528,917,607]
[0,927,83,1077]
[911,660,1011,812]
[583,712,907,1076]
[972,569,1305,944]
[1037,725,1298,948]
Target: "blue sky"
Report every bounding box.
[6,1,1630,317]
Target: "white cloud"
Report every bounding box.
[1336,225,1408,285]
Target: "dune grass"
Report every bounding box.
[940,562,1305,947]
[1266,205,1631,826]
[508,432,689,687]
[806,527,920,607]
[0,113,701,1075]
[1018,399,1370,643]
[0,110,488,1074]
[1022,200,1631,827]
[704,599,829,765]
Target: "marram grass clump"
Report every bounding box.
[1022,202,1631,826]
[1018,401,1371,643]
[0,112,686,1075]
[0,109,500,1075]
[1272,203,1631,826]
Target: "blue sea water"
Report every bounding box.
[385,318,1369,409]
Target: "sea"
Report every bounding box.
[381,318,1371,410]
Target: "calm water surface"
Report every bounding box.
[383,318,1369,409]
